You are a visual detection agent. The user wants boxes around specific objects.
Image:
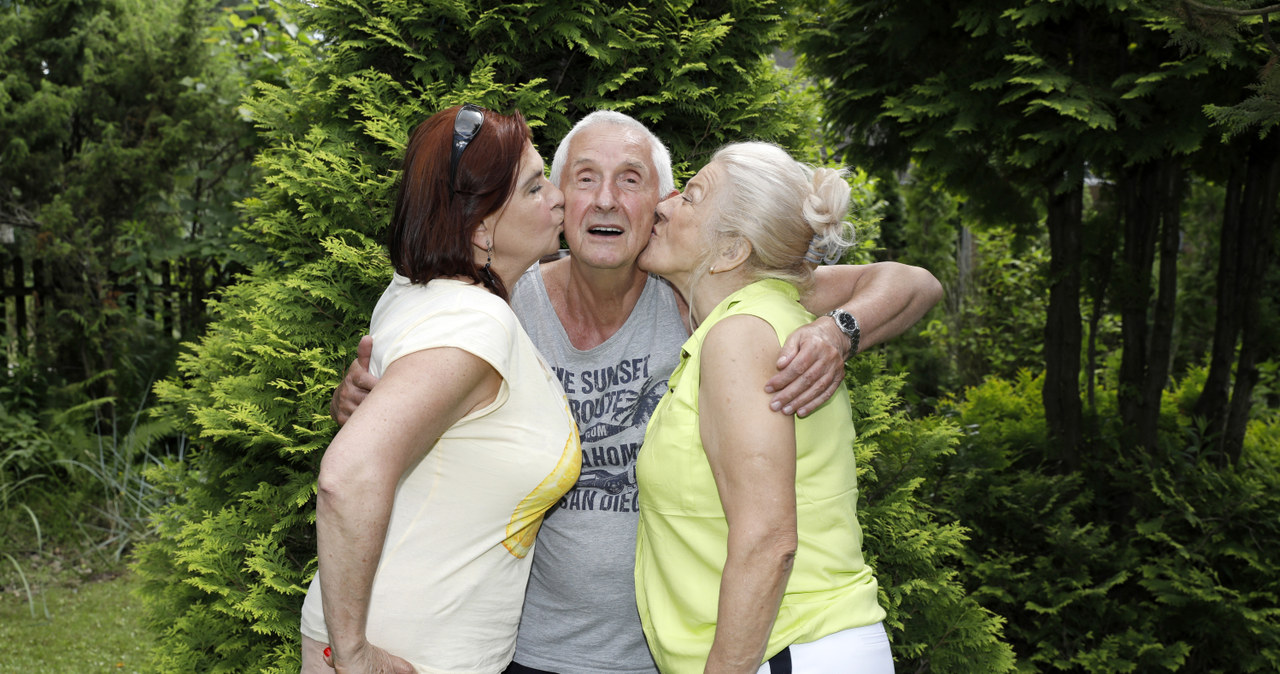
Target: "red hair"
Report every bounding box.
[388,105,531,300]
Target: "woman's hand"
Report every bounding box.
[325,640,416,674]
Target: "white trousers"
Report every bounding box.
[756,623,895,674]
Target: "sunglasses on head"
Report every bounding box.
[450,104,485,191]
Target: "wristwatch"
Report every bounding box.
[826,309,860,357]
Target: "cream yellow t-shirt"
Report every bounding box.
[301,276,581,674]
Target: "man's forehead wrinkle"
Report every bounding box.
[570,148,652,169]
[569,126,656,175]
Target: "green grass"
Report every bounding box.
[0,571,153,673]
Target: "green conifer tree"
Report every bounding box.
[845,353,1016,672]
[135,1,809,670]
[134,0,1009,670]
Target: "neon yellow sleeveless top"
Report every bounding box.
[634,279,885,673]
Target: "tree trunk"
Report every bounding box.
[1113,159,1183,451]
[1084,182,1119,414]
[1222,134,1280,462]
[1085,279,1105,412]
[1195,134,1280,462]
[1193,152,1245,443]
[1043,171,1085,469]
[1116,162,1159,445]
[1144,163,1183,446]
[954,224,974,315]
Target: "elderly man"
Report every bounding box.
[331,110,942,674]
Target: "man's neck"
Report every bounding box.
[542,256,649,350]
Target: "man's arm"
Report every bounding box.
[768,262,943,417]
[330,335,379,425]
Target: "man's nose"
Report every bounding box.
[593,180,618,210]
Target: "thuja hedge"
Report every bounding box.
[843,354,1016,672]
[132,0,1012,670]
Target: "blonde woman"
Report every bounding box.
[635,142,893,674]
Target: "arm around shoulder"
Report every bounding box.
[330,335,379,425]
[806,261,942,350]
[767,262,941,417]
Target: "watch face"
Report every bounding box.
[829,310,859,355]
[835,312,856,333]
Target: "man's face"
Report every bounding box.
[558,124,662,271]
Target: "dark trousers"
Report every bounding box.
[504,662,557,674]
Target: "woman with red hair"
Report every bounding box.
[299,105,581,673]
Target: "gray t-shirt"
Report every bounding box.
[510,263,686,674]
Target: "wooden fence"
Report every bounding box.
[1,252,41,348]
[1,246,214,357]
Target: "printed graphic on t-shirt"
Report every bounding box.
[503,403,582,557]
[550,356,668,515]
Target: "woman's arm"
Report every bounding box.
[699,315,799,674]
[317,346,501,672]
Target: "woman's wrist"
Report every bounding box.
[330,633,370,662]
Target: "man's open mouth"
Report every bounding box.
[588,226,624,236]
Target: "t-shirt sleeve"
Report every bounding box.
[372,291,519,382]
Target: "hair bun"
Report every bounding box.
[800,167,854,264]
[803,167,850,231]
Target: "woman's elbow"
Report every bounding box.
[924,272,944,306]
[316,464,349,514]
[771,530,798,568]
[316,452,374,512]
[745,527,797,571]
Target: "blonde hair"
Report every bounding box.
[703,141,854,293]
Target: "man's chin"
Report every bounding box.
[573,253,644,274]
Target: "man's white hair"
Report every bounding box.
[549,110,676,196]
